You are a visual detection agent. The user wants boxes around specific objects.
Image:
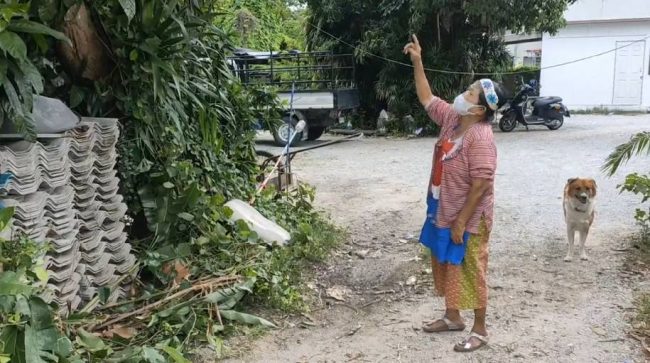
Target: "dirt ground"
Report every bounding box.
[229,115,649,363]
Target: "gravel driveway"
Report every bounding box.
[233,115,649,362]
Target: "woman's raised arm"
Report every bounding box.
[403,34,433,107]
[404,34,456,127]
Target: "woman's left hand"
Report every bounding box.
[403,34,422,63]
[451,219,466,244]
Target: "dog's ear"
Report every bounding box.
[567,178,578,185]
[588,179,597,195]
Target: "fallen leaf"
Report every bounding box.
[338,324,362,339]
[326,286,347,301]
[347,324,362,336]
[355,249,369,259]
[129,284,139,296]
[406,276,417,286]
[591,326,607,337]
[372,289,395,295]
[301,312,315,322]
[345,352,364,361]
[162,260,191,284]
[102,325,137,339]
[299,321,316,328]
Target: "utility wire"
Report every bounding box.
[307,21,650,76]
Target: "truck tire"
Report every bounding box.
[306,126,326,141]
[272,115,303,147]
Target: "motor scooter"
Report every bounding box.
[498,79,570,132]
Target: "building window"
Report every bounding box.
[523,56,540,67]
[523,49,541,68]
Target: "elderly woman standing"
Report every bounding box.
[403,35,506,353]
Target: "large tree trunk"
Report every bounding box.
[57,3,113,81]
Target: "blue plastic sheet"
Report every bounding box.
[419,193,470,265]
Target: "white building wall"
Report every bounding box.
[540,21,650,111]
[564,0,650,22]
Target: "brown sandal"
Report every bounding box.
[422,317,466,333]
[453,332,489,352]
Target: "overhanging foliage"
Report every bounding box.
[305,0,576,128]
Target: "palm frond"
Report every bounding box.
[603,131,650,176]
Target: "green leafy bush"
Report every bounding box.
[604,131,650,241]
[0,208,80,363]
[619,173,650,238]
[0,1,69,136]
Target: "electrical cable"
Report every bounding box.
[307,21,650,76]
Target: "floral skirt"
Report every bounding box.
[430,218,490,310]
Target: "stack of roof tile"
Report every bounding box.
[0,118,135,315]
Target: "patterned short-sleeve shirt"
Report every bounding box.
[425,96,497,234]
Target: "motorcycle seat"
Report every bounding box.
[533,96,562,107]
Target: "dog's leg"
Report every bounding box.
[564,225,574,262]
[579,228,589,261]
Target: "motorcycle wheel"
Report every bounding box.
[546,116,564,130]
[499,113,517,132]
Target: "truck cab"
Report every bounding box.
[228,48,360,146]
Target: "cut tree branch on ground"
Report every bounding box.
[79,265,139,314]
[99,289,169,311]
[90,275,240,332]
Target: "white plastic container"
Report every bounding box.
[225,199,290,246]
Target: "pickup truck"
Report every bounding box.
[228,48,360,146]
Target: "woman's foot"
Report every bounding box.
[422,317,465,333]
[453,331,489,352]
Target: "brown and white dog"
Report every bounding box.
[563,178,597,262]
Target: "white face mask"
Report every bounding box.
[453,93,483,116]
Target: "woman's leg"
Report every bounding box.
[445,308,462,324]
[472,308,487,336]
[453,220,491,351]
[446,222,489,312]
[423,257,465,331]
[438,256,462,322]
[470,220,490,336]
[431,256,446,296]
